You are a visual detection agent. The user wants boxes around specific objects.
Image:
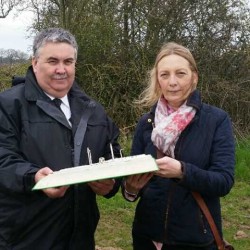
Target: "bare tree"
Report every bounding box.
[0,48,29,64]
[0,0,25,18]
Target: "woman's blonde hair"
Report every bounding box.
[136,42,198,108]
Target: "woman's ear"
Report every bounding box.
[193,72,198,87]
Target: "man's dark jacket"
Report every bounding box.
[128,90,235,247]
[0,67,121,250]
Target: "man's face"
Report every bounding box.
[32,42,76,98]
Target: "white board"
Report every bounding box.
[32,154,158,190]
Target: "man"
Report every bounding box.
[0,28,121,250]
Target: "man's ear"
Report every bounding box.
[32,56,38,73]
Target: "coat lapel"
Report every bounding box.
[36,100,72,129]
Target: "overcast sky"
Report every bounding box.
[0,10,34,55]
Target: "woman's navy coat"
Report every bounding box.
[130,90,235,247]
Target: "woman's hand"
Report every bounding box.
[155,156,183,179]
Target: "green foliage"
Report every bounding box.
[24,0,250,135]
[118,132,133,157]
[235,138,250,181]
[0,62,30,91]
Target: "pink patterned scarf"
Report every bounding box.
[151,96,196,158]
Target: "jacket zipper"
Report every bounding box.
[199,210,207,234]
[163,183,176,242]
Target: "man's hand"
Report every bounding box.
[88,179,115,196]
[35,167,69,198]
[125,172,153,194]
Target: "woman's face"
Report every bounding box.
[157,54,198,109]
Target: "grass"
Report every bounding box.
[95,138,250,250]
[96,194,137,249]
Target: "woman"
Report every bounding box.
[122,42,235,250]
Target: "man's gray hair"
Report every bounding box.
[33,28,78,59]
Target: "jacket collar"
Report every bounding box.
[186,89,202,110]
[24,66,51,102]
[23,66,95,131]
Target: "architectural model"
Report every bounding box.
[33,154,158,190]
